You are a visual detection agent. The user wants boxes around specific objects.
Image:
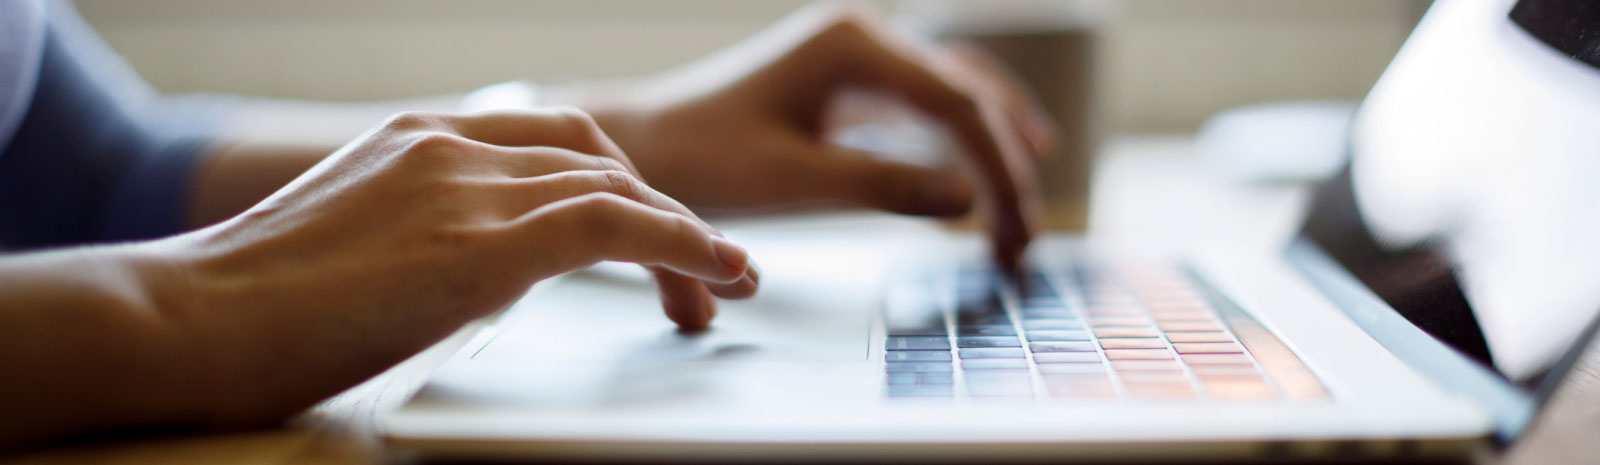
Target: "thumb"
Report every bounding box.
[804,145,975,217]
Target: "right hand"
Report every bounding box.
[155,108,756,422]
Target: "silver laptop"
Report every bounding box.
[382,0,1600,460]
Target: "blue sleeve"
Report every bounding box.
[0,1,230,251]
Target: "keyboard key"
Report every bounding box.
[1111,360,1182,371]
[1021,299,1067,311]
[1181,353,1253,365]
[1089,316,1149,327]
[887,336,950,351]
[963,359,1029,370]
[1150,310,1213,322]
[959,348,1025,359]
[1116,370,1188,382]
[1033,352,1101,363]
[886,362,954,373]
[1166,332,1233,343]
[1104,349,1174,360]
[886,372,954,385]
[1203,379,1277,401]
[957,336,1022,348]
[958,325,1017,336]
[1194,371,1264,384]
[887,326,948,337]
[1029,341,1096,352]
[1025,330,1091,341]
[1022,309,1074,319]
[1173,342,1244,354]
[1161,321,1223,332]
[965,371,1033,397]
[1036,362,1106,374]
[1098,338,1166,349]
[1086,305,1142,316]
[887,351,953,362]
[1125,380,1197,399]
[887,384,954,398]
[1023,320,1083,330]
[1043,375,1115,398]
[1095,327,1161,338]
[956,313,1012,326]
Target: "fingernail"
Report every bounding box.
[711,237,749,273]
[746,260,762,287]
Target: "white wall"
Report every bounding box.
[74,0,1425,132]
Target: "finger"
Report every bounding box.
[813,18,1040,270]
[705,261,760,300]
[795,144,974,217]
[493,169,698,218]
[650,267,719,329]
[934,42,1059,160]
[510,192,751,284]
[489,156,763,288]
[441,107,642,176]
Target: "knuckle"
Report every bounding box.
[547,105,600,132]
[383,111,443,133]
[816,3,875,39]
[596,170,646,201]
[401,132,470,161]
[591,155,629,173]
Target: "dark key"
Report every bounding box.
[888,326,948,337]
[1030,341,1097,352]
[885,362,954,373]
[957,313,1012,326]
[886,336,950,351]
[957,336,1023,348]
[1021,297,1066,309]
[959,347,1025,359]
[1024,320,1084,331]
[887,351,953,362]
[1026,330,1092,341]
[958,325,1017,336]
[1022,309,1074,319]
[887,384,955,398]
[956,299,1006,315]
[886,372,954,385]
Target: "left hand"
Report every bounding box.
[557,3,1057,270]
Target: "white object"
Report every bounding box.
[1197,100,1357,184]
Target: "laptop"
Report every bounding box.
[382,0,1600,460]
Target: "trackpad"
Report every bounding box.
[469,243,878,364]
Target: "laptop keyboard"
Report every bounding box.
[882,262,1329,402]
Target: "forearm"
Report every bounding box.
[0,231,473,448]
[0,243,210,448]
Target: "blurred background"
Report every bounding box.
[72,0,1430,228]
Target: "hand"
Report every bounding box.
[563,4,1056,270]
[160,108,756,421]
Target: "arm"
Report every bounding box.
[0,109,758,449]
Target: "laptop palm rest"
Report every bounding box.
[470,243,878,367]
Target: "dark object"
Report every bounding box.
[1512,0,1600,69]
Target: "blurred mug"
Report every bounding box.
[899,0,1109,231]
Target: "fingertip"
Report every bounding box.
[706,266,760,300]
[919,172,976,217]
[710,237,751,278]
[653,269,717,329]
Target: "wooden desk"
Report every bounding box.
[8,136,1599,465]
